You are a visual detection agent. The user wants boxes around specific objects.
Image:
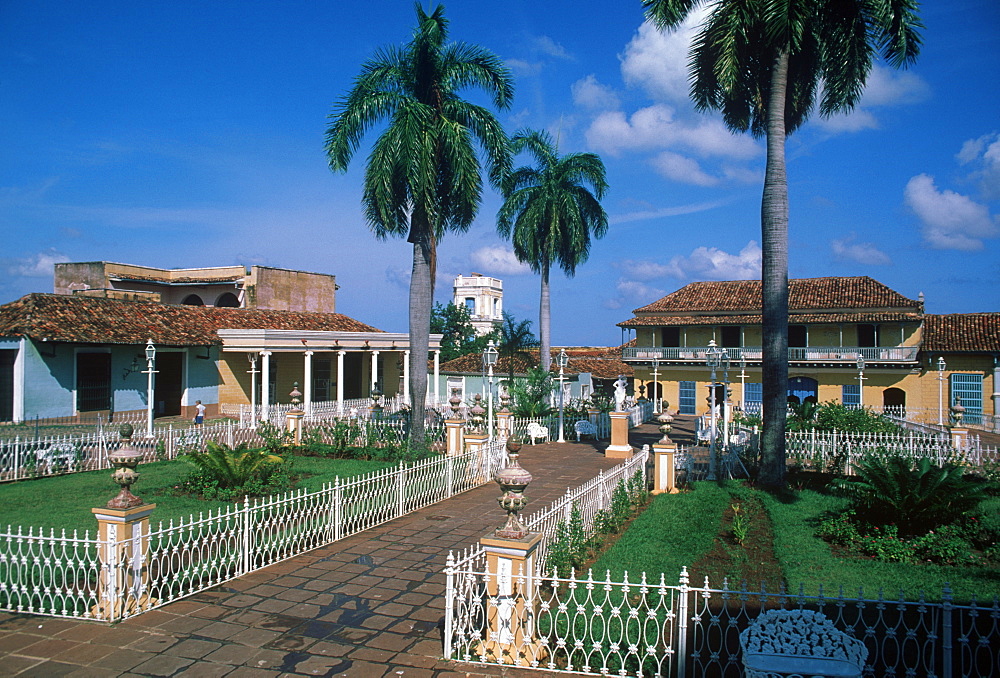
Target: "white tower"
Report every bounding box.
[453,273,503,335]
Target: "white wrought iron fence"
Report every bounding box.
[785,429,999,471]
[444,563,1000,677]
[0,417,448,483]
[0,438,509,622]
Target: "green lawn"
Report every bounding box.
[591,483,730,579]
[762,488,1000,604]
[591,481,999,604]
[0,455,395,536]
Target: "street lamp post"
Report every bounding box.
[557,349,569,443]
[856,355,866,408]
[706,340,723,481]
[483,340,499,438]
[651,356,661,413]
[247,353,259,429]
[721,348,731,454]
[937,356,947,426]
[142,338,157,438]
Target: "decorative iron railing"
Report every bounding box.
[444,563,1000,677]
[622,345,920,364]
[0,438,508,622]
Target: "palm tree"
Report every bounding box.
[497,129,608,373]
[325,4,513,447]
[498,311,538,389]
[643,0,921,487]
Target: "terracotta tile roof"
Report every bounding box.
[619,312,922,328]
[923,313,1000,352]
[632,276,921,315]
[0,293,381,346]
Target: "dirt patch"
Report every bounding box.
[689,492,785,590]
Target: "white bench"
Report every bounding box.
[740,609,867,678]
[525,422,549,444]
[574,420,598,441]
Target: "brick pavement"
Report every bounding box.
[0,432,658,678]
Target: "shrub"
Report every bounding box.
[813,402,901,433]
[510,367,554,417]
[831,454,994,535]
[182,441,285,499]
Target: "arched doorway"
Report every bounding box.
[788,377,818,404]
[215,292,240,307]
[182,294,204,306]
[883,387,906,417]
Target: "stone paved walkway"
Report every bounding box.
[0,427,670,678]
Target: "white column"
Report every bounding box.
[303,350,314,415]
[434,350,440,407]
[370,350,380,395]
[337,350,346,415]
[992,363,1000,426]
[260,351,272,422]
[403,350,411,405]
[13,338,25,423]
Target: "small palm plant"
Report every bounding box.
[832,454,994,535]
[185,441,283,492]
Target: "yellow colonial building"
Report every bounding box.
[618,276,999,427]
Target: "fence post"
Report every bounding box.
[13,436,20,481]
[444,551,455,660]
[228,420,234,447]
[942,583,953,678]
[334,477,343,541]
[446,454,455,497]
[396,461,405,518]
[167,425,174,460]
[241,496,252,576]
[676,567,690,678]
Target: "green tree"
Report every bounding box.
[643,0,921,487]
[430,302,498,363]
[498,311,538,388]
[325,4,513,447]
[497,129,608,372]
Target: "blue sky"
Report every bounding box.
[2,1,998,346]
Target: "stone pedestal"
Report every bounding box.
[92,503,157,619]
[950,427,969,449]
[496,411,513,440]
[285,408,304,445]
[476,532,547,666]
[604,411,633,458]
[464,431,488,456]
[445,419,465,456]
[652,442,679,494]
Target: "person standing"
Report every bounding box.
[194,400,206,425]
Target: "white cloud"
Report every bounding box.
[505,58,541,77]
[571,75,620,111]
[904,173,1000,250]
[470,245,531,275]
[585,105,758,159]
[814,109,879,133]
[531,35,570,60]
[620,15,708,104]
[861,66,931,107]
[665,241,762,280]
[651,151,718,186]
[610,198,728,225]
[604,278,667,310]
[6,249,70,277]
[831,234,892,266]
[613,259,674,281]
[956,132,1000,200]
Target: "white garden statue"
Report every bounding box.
[613,375,627,411]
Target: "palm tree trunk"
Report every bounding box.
[408,234,432,449]
[759,50,790,489]
[539,263,551,373]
